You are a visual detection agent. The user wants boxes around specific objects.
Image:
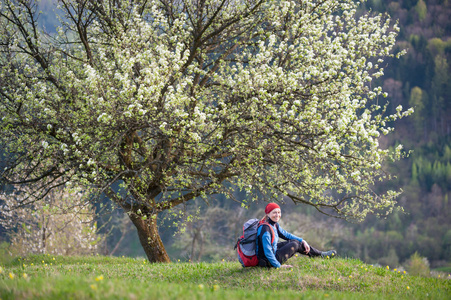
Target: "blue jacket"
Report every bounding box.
[256,220,303,268]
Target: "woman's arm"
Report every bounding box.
[261,230,281,268]
[277,225,303,243]
[277,225,310,253]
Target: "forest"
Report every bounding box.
[352,0,451,270]
[0,0,450,272]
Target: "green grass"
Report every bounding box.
[434,266,451,274]
[1,254,450,299]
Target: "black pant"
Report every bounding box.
[258,240,322,267]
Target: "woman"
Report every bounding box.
[256,202,337,268]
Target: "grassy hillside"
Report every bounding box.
[0,255,450,299]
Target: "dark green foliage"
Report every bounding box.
[402,0,420,10]
[361,0,451,268]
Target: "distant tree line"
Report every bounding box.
[337,0,451,269]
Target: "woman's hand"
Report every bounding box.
[280,264,293,268]
[302,240,310,254]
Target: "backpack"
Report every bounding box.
[234,217,275,267]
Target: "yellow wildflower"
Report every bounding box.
[9,273,15,279]
[403,271,406,274]
[90,284,97,290]
[394,268,397,271]
[406,286,410,290]
[213,285,220,291]
[349,275,352,278]
[198,284,204,290]
[386,266,389,270]
[95,275,104,281]
[22,273,28,279]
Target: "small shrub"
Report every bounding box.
[406,252,430,277]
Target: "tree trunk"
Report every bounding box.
[129,214,170,263]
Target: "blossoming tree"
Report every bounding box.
[0,0,411,262]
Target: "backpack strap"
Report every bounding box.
[258,220,276,244]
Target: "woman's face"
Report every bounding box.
[267,208,281,223]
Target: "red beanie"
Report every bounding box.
[265,202,280,214]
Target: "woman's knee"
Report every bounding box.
[290,239,305,253]
[282,240,302,254]
[290,239,302,248]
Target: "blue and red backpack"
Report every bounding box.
[234,217,275,267]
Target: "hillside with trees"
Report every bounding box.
[348,0,451,269]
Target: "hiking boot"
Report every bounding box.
[321,250,337,258]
